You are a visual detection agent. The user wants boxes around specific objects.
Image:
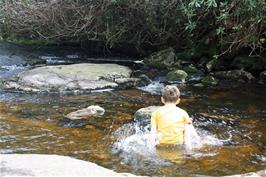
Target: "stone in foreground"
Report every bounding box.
[0,154,136,176]
[65,105,105,120]
[4,63,139,92]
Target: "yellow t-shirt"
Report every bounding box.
[151,104,191,145]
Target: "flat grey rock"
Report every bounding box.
[3,63,139,92]
[0,154,137,176]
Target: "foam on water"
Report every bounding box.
[112,121,226,167]
[112,123,171,167]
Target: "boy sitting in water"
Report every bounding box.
[150,85,194,147]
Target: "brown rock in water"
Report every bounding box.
[65,105,105,120]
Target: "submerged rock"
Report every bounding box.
[213,70,255,83]
[65,105,105,120]
[3,63,139,92]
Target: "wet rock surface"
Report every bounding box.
[0,154,136,176]
[65,105,105,120]
[3,63,140,92]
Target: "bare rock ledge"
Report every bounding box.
[3,63,140,92]
[0,154,137,176]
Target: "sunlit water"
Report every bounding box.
[1,42,266,176]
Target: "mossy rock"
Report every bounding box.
[144,48,177,69]
[166,69,188,83]
[201,75,219,86]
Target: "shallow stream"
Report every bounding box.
[0,42,266,176]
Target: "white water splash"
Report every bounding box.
[112,123,171,167]
[112,123,156,155]
[184,124,202,150]
[112,121,226,166]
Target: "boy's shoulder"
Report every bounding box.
[157,105,188,114]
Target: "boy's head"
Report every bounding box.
[161,85,180,104]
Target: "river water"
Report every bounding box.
[0,42,266,176]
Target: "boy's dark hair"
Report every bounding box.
[161,85,180,103]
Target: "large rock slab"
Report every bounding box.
[0,154,136,176]
[4,63,140,92]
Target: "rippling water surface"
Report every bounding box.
[1,42,266,176]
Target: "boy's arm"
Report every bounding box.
[184,111,192,124]
[150,111,159,146]
[150,111,157,132]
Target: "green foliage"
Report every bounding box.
[6,37,53,46]
[0,0,265,57]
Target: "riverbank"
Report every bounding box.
[143,48,266,86]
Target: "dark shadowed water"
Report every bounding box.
[0,42,266,176]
